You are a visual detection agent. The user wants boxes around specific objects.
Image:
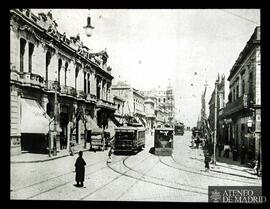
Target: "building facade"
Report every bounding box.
[207,75,225,145]
[220,26,261,163]
[10,9,116,155]
[111,81,146,126]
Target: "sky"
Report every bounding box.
[32,9,260,127]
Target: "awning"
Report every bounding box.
[20,98,50,134]
[85,115,103,132]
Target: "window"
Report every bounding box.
[75,66,79,90]
[64,62,68,86]
[163,98,166,103]
[87,74,90,94]
[84,72,87,93]
[20,38,26,72]
[236,85,239,99]
[45,51,51,81]
[158,98,161,102]
[58,59,62,84]
[242,79,245,96]
[249,72,254,103]
[28,42,34,73]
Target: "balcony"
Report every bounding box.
[60,85,77,97]
[223,94,248,117]
[85,94,97,103]
[96,99,117,110]
[10,71,45,88]
[77,90,86,100]
[44,80,59,92]
[146,113,156,119]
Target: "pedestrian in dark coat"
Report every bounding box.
[240,144,246,164]
[204,152,211,172]
[75,151,86,187]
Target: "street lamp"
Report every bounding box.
[53,79,59,156]
[84,9,94,37]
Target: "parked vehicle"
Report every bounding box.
[154,127,174,156]
[114,124,145,153]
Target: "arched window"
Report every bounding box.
[20,38,26,72]
[45,51,51,82]
[58,59,62,84]
[28,42,34,73]
[65,62,68,86]
[75,66,79,90]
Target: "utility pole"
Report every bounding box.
[53,79,58,156]
[213,79,218,166]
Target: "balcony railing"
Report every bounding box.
[14,71,45,88]
[45,80,60,91]
[85,93,97,102]
[96,99,117,110]
[223,94,248,116]
[77,90,86,100]
[60,85,76,97]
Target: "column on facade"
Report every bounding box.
[59,60,65,86]
[91,72,96,96]
[23,39,29,73]
[10,25,19,70]
[68,61,75,89]
[238,74,242,98]
[77,66,84,91]
[100,78,103,100]
[103,80,107,101]
[48,51,57,81]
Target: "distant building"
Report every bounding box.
[208,75,225,144]
[111,81,146,126]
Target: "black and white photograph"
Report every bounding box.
[10,8,264,203]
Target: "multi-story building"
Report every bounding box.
[144,96,156,129]
[165,84,175,125]
[142,84,174,128]
[221,26,261,163]
[208,75,225,144]
[111,81,146,126]
[10,9,117,155]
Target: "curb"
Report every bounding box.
[190,157,259,180]
[210,168,260,180]
[11,149,89,164]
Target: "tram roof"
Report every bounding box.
[155,128,174,131]
[115,126,146,131]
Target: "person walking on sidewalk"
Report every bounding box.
[75,151,86,187]
[218,142,223,157]
[204,152,211,172]
[107,146,113,163]
[253,155,260,176]
[240,144,246,164]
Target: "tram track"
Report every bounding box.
[11,156,126,200]
[159,156,259,185]
[104,152,208,198]
[11,157,108,193]
[80,152,153,200]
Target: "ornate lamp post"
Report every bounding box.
[84,9,94,37]
[53,79,59,156]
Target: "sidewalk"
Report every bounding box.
[190,146,260,180]
[11,143,90,164]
